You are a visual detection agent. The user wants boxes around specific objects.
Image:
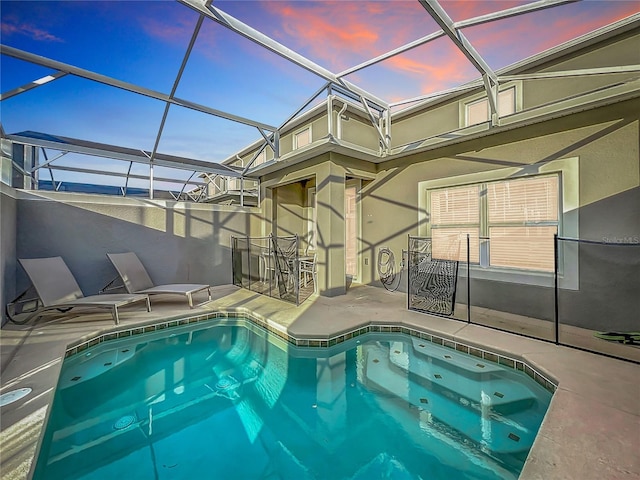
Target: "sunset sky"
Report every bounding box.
[1,0,638,187]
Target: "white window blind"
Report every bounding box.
[488,175,558,223]
[294,128,311,149]
[432,227,480,262]
[489,226,557,271]
[488,175,558,271]
[467,99,489,127]
[253,149,266,166]
[498,87,515,116]
[428,174,559,271]
[431,184,480,262]
[466,87,516,126]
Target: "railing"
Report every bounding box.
[231,234,316,306]
[407,235,640,364]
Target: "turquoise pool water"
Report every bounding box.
[34,320,552,479]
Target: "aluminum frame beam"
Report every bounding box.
[45,164,206,185]
[0,44,277,132]
[499,64,640,81]
[0,71,68,101]
[242,82,330,174]
[6,132,240,177]
[148,14,204,199]
[178,0,389,111]
[453,0,578,29]
[337,31,445,77]
[418,0,498,84]
[390,81,483,108]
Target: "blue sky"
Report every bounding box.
[1,0,638,189]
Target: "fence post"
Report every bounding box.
[467,234,471,324]
[295,234,300,306]
[268,233,273,298]
[554,233,559,345]
[231,236,236,286]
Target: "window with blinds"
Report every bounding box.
[428,174,559,271]
[430,184,480,262]
[294,128,311,149]
[465,87,516,127]
[487,175,558,271]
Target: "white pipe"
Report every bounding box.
[336,101,348,140]
[327,95,334,137]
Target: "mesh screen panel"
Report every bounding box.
[408,237,460,316]
[231,235,314,305]
[557,239,640,360]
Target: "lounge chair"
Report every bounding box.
[106,252,211,308]
[6,257,151,325]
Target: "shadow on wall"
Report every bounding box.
[12,196,257,298]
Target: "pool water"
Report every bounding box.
[33,320,552,480]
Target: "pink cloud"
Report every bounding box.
[0,18,63,42]
[264,1,431,71]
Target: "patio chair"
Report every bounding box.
[299,252,317,293]
[6,257,151,325]
[106,252,211,308]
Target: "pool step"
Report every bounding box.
[410,338,503,376]
[363,346,538,454]
[387,340,536,413]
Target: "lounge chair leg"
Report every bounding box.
[145,297,151,312]
[113,306,120,325]
[207,287,211,302]
[187,293,193,308]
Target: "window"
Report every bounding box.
[465,87,516,127]
[253,149,266,166]
[430,184,480,262]
[293,127,311,149]
[429,174,559,272]
[487,175,558,271]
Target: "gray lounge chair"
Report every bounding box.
[7,257,151,325]
[106,252,211,308]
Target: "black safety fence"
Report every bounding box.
[407,235,640,363]
[231,234,315,306]
[407,236,463,320]
[556,237,640,361]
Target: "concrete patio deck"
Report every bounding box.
[1,284,638,479]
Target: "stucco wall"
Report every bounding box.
[359,99,640,329]
[0,186,17,326]
[275,182,305,239]
[525,33,640,109]
[11,191,256,298]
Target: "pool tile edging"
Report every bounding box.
[64,308,557,393]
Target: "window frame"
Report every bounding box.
[293,126,312,150]
[460,82,522,128]
[419,157,579,289]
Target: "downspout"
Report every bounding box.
[336,101,348,140]
[327,94,335,137]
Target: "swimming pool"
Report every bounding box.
[33,319,552,479]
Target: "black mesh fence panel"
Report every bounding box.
[557,239,640,361]
[408,236,461,317]
[231,235,314,305]
[405,235,638,363]
[271,235,299,303]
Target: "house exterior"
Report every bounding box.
[212,18,639,323]
[1,15,638,333]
